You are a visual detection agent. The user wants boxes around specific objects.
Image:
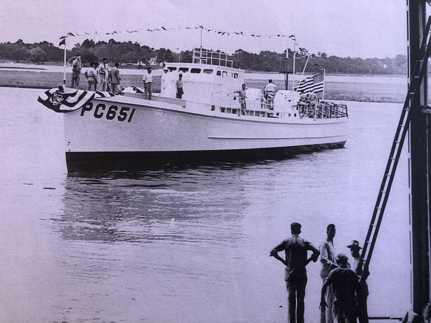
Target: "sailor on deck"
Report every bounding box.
[98,58,109,91]
[176,73,184,99]
[234,84,247,115]
[71,54,82,89]
[264,79,277,99]
[143,67,153,100]
[264,79,277,110]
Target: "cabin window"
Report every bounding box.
[211,105,215,111]
[203,69,213,74]
[222,71,227,77]
[179,67,189,73]
[168,67,177,71]
[220,107,225,112]
[234,73,238,78]
[216,71,221,76]
[191,68,201,74]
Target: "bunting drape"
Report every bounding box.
[59,26,295,43]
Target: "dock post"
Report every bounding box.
[407,0,431,316]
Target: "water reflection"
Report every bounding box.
[58,163,278,244]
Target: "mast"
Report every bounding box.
[200,26,203,63]
[289,35,296,90]
[285,48,289,90]
[62,37,67,86]
[292,42,296,89]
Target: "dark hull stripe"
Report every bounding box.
[66,142,346,173]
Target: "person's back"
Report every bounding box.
[271,222,319,323]
[72,58,81,73]
[265,82,277,93]
[327,267,359,305]
[284,236,312,270]
[264,80,277,95]
[71,55,82,88]
[321,253,359,323]
[109,63,120,94]
[110,66,120,84]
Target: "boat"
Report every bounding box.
[38,48,348,172]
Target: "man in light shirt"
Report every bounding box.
[71,54,82,89]
[98,58,109,91]
[143,67,153,100]
[264,79,277,99]
[319,224,337,323]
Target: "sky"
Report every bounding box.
[0,0,407,58]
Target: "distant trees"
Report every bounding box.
[0,39,407,75]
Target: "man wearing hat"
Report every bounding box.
[270,222,320,323]
[320,253,360,323]
[347,240,369,323]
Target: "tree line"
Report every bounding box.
[0,39,407,75]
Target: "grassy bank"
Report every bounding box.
[0,69,405,102]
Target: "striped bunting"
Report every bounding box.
[38,87,113,113]
[296,72,324,94]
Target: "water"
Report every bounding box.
[0,88,410,323]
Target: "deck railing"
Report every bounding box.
[192,48,234,67]
[297,100,348,119]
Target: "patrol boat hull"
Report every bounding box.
[64,94,347,172]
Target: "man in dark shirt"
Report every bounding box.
[270,222,320,323]
[320,253,360,323]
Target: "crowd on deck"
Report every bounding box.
[69,54,185,101]
[70,54,121,94]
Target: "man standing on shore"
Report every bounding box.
[320,253,360,323]
[71,54,82,89]
[270,222,320,323]
[347,240,369,323]
[319,224,337,323]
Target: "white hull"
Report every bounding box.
[64,94,347,171]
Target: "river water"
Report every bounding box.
[0,87,410,323]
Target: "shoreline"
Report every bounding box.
[0,67,406,103]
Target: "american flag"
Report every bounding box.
[296,72,324,94]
